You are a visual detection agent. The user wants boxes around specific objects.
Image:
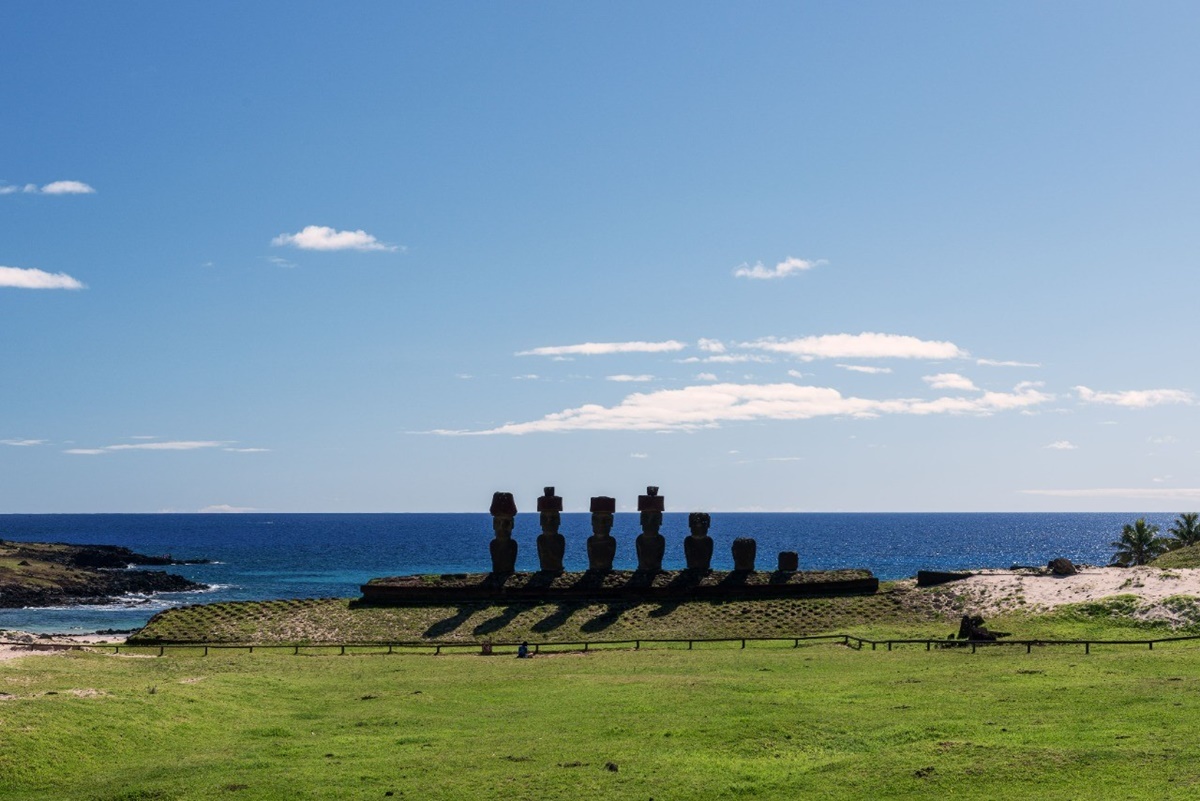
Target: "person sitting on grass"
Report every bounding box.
[517,641,530,659]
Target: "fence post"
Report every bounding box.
[971,643,976,654]
[926,640,931,651]
[1026,643,1031,654]
[887,642,892,652]
[688,640,693,650]
[1085,642,1090,655]
[435,645,441,655]
[794,639,799,648]
[583,642,589,652]
[1149,642,1154,651]
[635,640,640,650]
[204,646,208,657]
[293,645,299,655]
[741,639,746,650]
[159,646,164,657]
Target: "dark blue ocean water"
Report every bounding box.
[0,512,1179,633]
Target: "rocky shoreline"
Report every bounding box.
[0,539,208,609]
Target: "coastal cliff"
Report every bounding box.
[0,540,207,608]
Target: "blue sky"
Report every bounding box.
[3,2,1199,513]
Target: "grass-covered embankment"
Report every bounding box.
[130,589,922,645]
[3,642,1200,800]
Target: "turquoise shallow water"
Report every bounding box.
[0,512,1176,633]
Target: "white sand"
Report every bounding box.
[911,566,1200,626]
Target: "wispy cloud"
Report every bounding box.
[1,439,46,447]
[697,338,726,353]
[224,447,271,453]
[607,374,655,382]
[696,372,719,381]
[517,340,686,357]
[741,333,966,361]
[1045,440,1078,450]
[1,180,95,195]
[837,364,892,375]
[436,380,1051,435]
[267,256,296,269]
[272,225,399,252]
[0,266,85,290]
[733,257,826,280]
[630,452,649,459]
[923,373,979,391]
[64,440,229,455]
[200,504,256,513]
[1075,386,1194,408]
[1021,487,1200,499]
[978,358,1040,368]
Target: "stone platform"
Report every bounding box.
[360,568,878,605]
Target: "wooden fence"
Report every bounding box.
[9,632,1200,657]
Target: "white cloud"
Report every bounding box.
[766,456,804,462]
[267,256,296,269]
[978,358,1040,368]
[64,440,231,455]
[1075,386,1194,408]
[272,225,399,252]
[1,439,46,446]
[2,180,95,195]
[696,372,719,381]
[923,373,979,391]
[200,504,256,513]
[837,364,893,375]
[697,338,726,353]
[1045,441,1078,450]
[733,257,826,280]
[630,453,649,459]
[40,180,96,195]
[1021,487,1200,499]
[0,266,85,290]
[517,340,686,357]
[741,333,967,361]
[224,447,271,453]
[438,380,1052,435]
[607,374,655,382]
[787,369,805,379]
[513,374,540,380]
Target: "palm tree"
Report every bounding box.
[1167,512,1200,550]
[1109,518,1169,566]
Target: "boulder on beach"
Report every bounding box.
[1048,557,1077,576]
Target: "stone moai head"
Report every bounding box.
[537,486,563,534]
[778,551,799,572]
[590,496,615,537]
[638,486,664,535]
[688,512,711,538]
[489,491,517,538]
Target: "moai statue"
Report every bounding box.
[586,496,617,571]
[684,512,714,570]
[536,486,565,572]
[488,491,518,574]
[777,551,799,572]
[635,486,666,572]
[731,537,757,572]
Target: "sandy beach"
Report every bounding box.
[903,566,1200,626]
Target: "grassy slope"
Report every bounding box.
[131,592,923,644]
[3,643,1200,800]
[1153,543,1200,568]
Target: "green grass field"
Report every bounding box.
[3,638,1200,800]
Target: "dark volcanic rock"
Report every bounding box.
[0,541,208,608]
[1048,557,1078,576]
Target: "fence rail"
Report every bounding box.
[7,632,1200,657]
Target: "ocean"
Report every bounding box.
[0,512,1179,634]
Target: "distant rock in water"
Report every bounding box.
[0,540,208,609]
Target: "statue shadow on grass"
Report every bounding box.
[472,604,527,637]
[423,606,476,639]
[579,602,627,634]
[530,602,578,634]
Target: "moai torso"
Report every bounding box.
[684,512,713,570]
[586,496,616,571]
[536,486,565,572]
[488,492,518,574]
[635,486,665,572]
[731,537,757,571]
